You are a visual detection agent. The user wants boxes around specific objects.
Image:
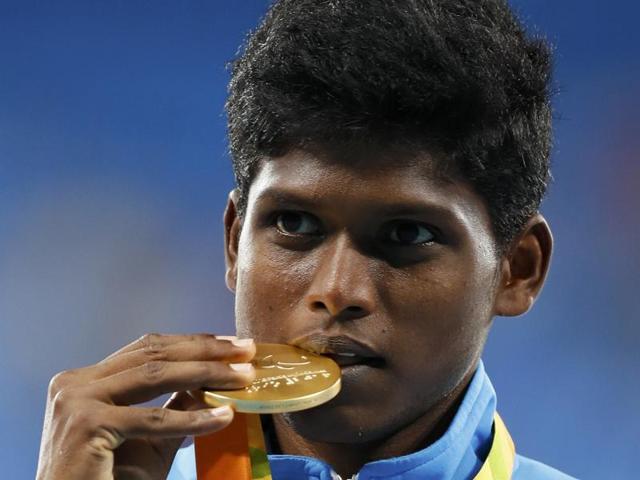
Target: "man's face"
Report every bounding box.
[225,149,501,443]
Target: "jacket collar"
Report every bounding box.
[266,360,497,480]
[167,361,497,480]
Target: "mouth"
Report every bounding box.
[293,334,386,369]
[323,353,386,368]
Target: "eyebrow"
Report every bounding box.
[254,188,461,222]
[255,189,320,210]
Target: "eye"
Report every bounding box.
[387,221,435,245]
[275,211,321,236]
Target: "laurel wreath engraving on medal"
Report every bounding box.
[245,369,333,393]
[255,353,312,370]
[201,344,341,413]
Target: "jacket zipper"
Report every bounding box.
[332,472,358,480]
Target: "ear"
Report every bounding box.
[493,214,553,317]
[223,190,242,293]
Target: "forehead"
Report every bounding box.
[247,149,491,224]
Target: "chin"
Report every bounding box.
[279,399,389,444]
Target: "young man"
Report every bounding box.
[37,1,576,479]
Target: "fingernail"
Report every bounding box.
[231,338,254,348]
[217,336,254,348]
[216,335,237,342]
[229,362,254,373]
[206,405,233,418]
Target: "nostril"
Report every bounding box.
[307,300,368,317]
[344,305,367,319]
[311,301,327,311]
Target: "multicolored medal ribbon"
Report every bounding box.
[194,413,271,480]
[474,413,516,480]
[193,345,515,480]
[193,344,341,480]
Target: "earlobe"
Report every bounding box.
[223,190,242,293]
[493,214,553,317]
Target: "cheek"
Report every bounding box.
[383,260,495,386]
[234,238,315,340]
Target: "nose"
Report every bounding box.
[305,234,376,320]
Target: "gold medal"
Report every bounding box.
[198,343,341,413]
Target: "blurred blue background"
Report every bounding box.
[1,1,638,478]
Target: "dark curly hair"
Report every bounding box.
[226,0,553,251]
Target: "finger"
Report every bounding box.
[103,333,239,361]
[125,391,218,474]
[48,335,254,396]
[109,403,236,440]
[90,360,255,405]
[94,335,255,380]
[164,391,210,412]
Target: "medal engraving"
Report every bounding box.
[198,344,341,413]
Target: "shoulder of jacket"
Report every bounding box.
[513,454,578,480]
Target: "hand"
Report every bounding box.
[36,333,256,480]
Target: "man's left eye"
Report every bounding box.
[275,211,321,236]
[387,222,435,245]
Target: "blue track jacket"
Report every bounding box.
[167,362,576,479]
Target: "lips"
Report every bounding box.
[323,352,385,367]
[294,334,386,368]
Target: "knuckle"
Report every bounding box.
[186,410,202,425]
[195,362,216,383]
[50,384,85,414]
[147,407,168,427]
[69,406,99,429]
[196,335,214,357]
[139,332,162,351]
[48,369,77,397]
[186,334,206,346]
[59,400,104,433]
[142,360,167,383]
[142,342,168,362]
[195,334,218,357]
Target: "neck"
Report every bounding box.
[270,368,475,479]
